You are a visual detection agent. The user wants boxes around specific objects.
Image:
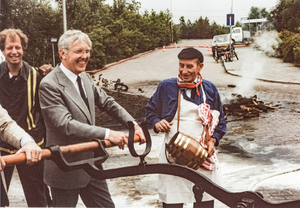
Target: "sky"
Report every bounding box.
[105,0,279,26]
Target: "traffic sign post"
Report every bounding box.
[227,14,235,26]
[227,13,234,60]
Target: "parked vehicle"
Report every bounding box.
[212,34,231,47]
[231,27,251,45]
[212,34,230,61]
[211,34,238,62]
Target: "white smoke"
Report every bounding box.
[234,49,267,96]
[254,30,282,57]
[231,31,282,96]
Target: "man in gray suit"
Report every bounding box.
[39,30,146,207]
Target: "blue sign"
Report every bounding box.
[227,14,235,26]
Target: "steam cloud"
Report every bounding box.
[234,31,281,96]
[254,30,282,57]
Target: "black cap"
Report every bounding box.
[177,48,204,63]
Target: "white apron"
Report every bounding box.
[158,90,223,204]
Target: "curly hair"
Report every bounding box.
[0,29,28,51]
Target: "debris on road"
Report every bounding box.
[223,94,280,119]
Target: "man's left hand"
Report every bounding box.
[134,125,146,144]
[16,141,42,166]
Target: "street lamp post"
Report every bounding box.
[50,38,58,67]
[62,0,67,32]
[170,0,173,43]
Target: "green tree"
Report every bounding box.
[235,21,242,28]
[2,0,228,70]
[247,6,270,35]
[178,16,229,39]
[1,0,61,67]
[270,0,300,32]
[248,7,260,19]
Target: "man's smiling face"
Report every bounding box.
[2,35,23,68]
[59,40,91,75]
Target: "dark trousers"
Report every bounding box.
[0,151,48,207]
[51,177,115,207]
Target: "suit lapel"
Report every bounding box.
[55,67,92,124]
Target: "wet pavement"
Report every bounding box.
[8,39,300,207]
[224,47,300,85]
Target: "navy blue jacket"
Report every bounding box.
[146,78,227,145]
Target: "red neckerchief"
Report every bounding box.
[177,73,202,96]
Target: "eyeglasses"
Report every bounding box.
[70,49,91,55]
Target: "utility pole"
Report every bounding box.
[170,0,173,43]
[62,0,67,32]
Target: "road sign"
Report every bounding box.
[227,14,235,26]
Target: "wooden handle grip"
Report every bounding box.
[2,135,141,167]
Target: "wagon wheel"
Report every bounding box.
[228,51,233,62]
[213,51,218,62]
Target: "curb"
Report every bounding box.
[223,63,300,86]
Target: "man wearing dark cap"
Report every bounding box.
[146,48,227,208]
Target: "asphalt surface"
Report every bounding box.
[7,39,300,207]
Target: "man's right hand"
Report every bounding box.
[155,119,173,132]
[108,130,128,150]
[16,141,42,166]
[0,156,6,171]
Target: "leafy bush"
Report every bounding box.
[277,30,300,64]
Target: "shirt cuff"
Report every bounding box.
[104,129,110,140]
[20,135,35,147]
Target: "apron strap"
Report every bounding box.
[177,90,181,132]
[201,84,206,103]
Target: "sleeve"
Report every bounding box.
[0,105,28,149]
[210,86,227,146]
[145,83,164,133]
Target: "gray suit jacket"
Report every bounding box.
[39,66,134,189]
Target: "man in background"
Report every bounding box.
[0,29,49,207]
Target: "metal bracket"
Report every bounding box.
[48,138,108,172]
[127,120,151,165]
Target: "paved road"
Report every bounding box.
[8,39,300,207]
